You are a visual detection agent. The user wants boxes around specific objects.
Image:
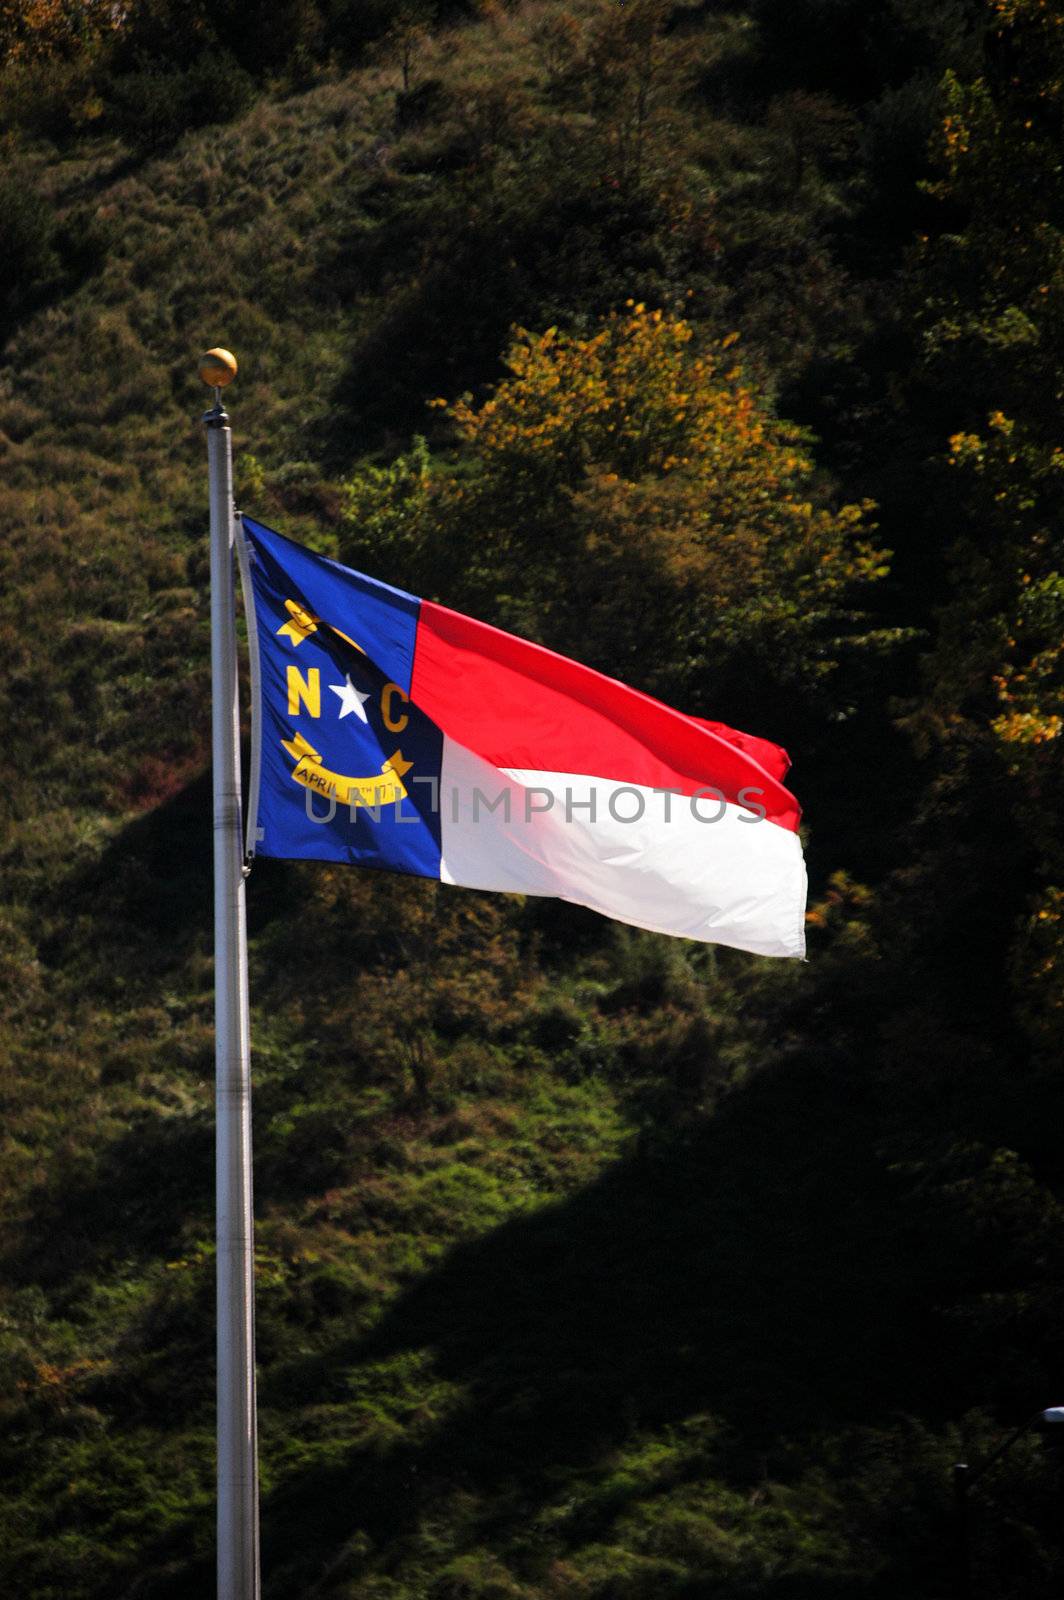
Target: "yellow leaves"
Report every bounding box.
[993,709,1063,744]
[942,114,971,158]
[948,430,986,466]
[416,304,880,660]
[18,1355,107,1405]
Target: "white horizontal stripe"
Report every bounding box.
[437,740,806,958]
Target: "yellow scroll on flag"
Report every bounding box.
[281,731,412,808]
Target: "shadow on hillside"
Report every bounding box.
[16,767,313,1281]
[40,769,214,987]
[258,1050,947,1588]
[41,757,305,988]
[7,1108,215,1285]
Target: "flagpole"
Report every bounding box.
[201,348,260,1600]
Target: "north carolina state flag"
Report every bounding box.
[241,516,806,958]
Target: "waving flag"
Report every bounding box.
[240,516,807,958]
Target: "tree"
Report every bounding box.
[905,0,1064,1061]
[370,0,435,94]
[342,306,888,727]
[0,0,113,64]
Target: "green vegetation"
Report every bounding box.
[2,0,1064,1595]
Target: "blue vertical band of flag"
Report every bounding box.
[241,516,444,876]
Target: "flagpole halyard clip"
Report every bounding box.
[203,396,229,428]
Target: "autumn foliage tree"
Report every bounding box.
[342,305,887,725]
[0,0,113,63]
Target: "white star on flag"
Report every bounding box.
[330,675,371,722]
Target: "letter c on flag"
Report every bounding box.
[382,682,409,733]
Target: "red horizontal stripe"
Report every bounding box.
[690,717,791,785]
[411,602,801,832]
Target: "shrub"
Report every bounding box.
[102,49,255,152]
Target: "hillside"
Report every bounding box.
[2,3,1064,1597]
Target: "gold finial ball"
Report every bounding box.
[199,347,238,388]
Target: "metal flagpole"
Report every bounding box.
[201,347,260,1600]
